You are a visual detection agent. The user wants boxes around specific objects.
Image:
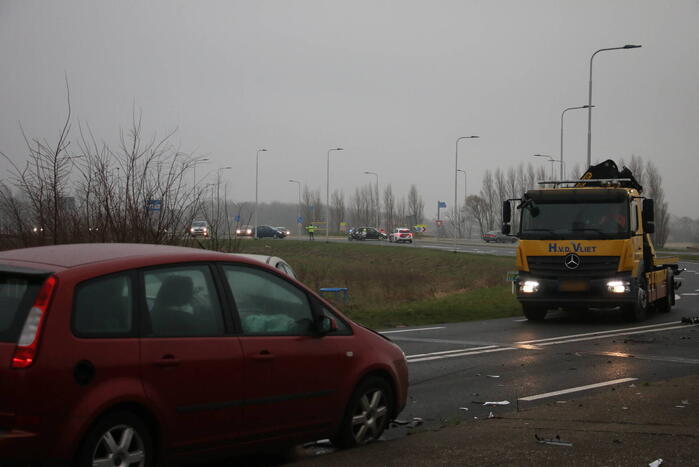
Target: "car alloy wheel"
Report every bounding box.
[78,411,153,467]
[333,376,393,448]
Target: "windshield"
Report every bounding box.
[192,221,207,227]
[519,201,629,240]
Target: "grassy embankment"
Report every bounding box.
[219,240,520,329]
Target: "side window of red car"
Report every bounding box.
[73,273,134,337]
[222,265,314,336]
[143,265,225,337]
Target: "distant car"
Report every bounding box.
[389,227,413,244]
[235,225,254,237]
[348,227,387,241]
[0,243,408,465]
[233,254,297,279]
[189,220,209,237]
[275,226,291,237]
[255,225,286,239]
[482,230,517,243]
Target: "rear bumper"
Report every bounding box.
[0,428,49,462]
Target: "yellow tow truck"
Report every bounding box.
[502,160,682,321]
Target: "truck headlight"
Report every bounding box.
[606,280,630,294]
[520,280,539,294]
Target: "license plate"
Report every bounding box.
[559,280,589,292]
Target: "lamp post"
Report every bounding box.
[586,44,641,167]
[561,105,593,180]
[192,157,210,186]
[455,136,478,247]
[457,168,467,239]
[254,148,267,239]
[216,166,232,235]
[533,154,561,180]
[289,179,302,237]
[363,171,379,227]
[326,147,344,242]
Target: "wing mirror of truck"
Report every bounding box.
[502,201,512,235]
[642,199,655,234]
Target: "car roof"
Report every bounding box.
[0,243,233,271]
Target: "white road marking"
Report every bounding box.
[408,345,499,359]
[519,378,638,402]
[681,293,699,296]
[513,318,528,322]
[407,346,515,363]
[406,322,696,364]
[381,326,446,334]
[516,321,682,344]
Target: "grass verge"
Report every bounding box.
[218,239,520,329]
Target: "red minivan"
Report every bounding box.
[0,244,408,466]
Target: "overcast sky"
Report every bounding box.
[1,0,697,218]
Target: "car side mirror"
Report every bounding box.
[315,315,338,335]
[502,201,511,223]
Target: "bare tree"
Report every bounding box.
[407,184,424,227]
[644,159,669,247]
[331,189,346,232]
[383,184,395,232]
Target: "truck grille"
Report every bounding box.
[526,256,620,278]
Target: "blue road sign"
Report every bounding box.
[438,201,447,209]
[234,215,241,222]
[146,199,162,211]
[297,216,303,224]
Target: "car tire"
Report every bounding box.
[76,411,154,467]
[522,303,547,321]
[333,376,393,449]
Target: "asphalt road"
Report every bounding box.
[381,258,699,438]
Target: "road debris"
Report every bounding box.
[535,434,573,447]
[486,375,500,378]
[391,417,424,428]
[648,459,663,467]
[483,400,510,406]
[488,411,495,419]
[458,407,469,412]
[681,316,699,324]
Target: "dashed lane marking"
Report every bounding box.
[380,326,446,334]
[519,378,638,402]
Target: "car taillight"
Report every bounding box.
[12,276,57,369]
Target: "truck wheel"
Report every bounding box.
[656,269,673,313]
[623,282,648,322]
[522,304,547,321]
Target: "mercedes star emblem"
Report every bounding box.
[564,253,581,270]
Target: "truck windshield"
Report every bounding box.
[519,201,629,240]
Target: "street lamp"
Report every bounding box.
[326,147,344,242]
[363,171,379,227]
[216,166,232,234]
[457,169,467,239]
[586,44,641,167]
[455,136,478,247]
[533,154,561,180]
[561,105,593,180]
[289,179,302,237]
[192,157,210,186]
[254,148,267,239]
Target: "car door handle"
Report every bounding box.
[154,355,181,367]
[251,350,275,361]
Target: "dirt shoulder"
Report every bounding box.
[297,374,699,466]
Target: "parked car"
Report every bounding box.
[389,227,413,244]
[348,227,387,241]
[235,225,254,237]
[189,220,209,238]
[255,225,286,239]
[0,243,408,466]
[275,226,291,236]
[482,230,517,243]
[233,254,297,279]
